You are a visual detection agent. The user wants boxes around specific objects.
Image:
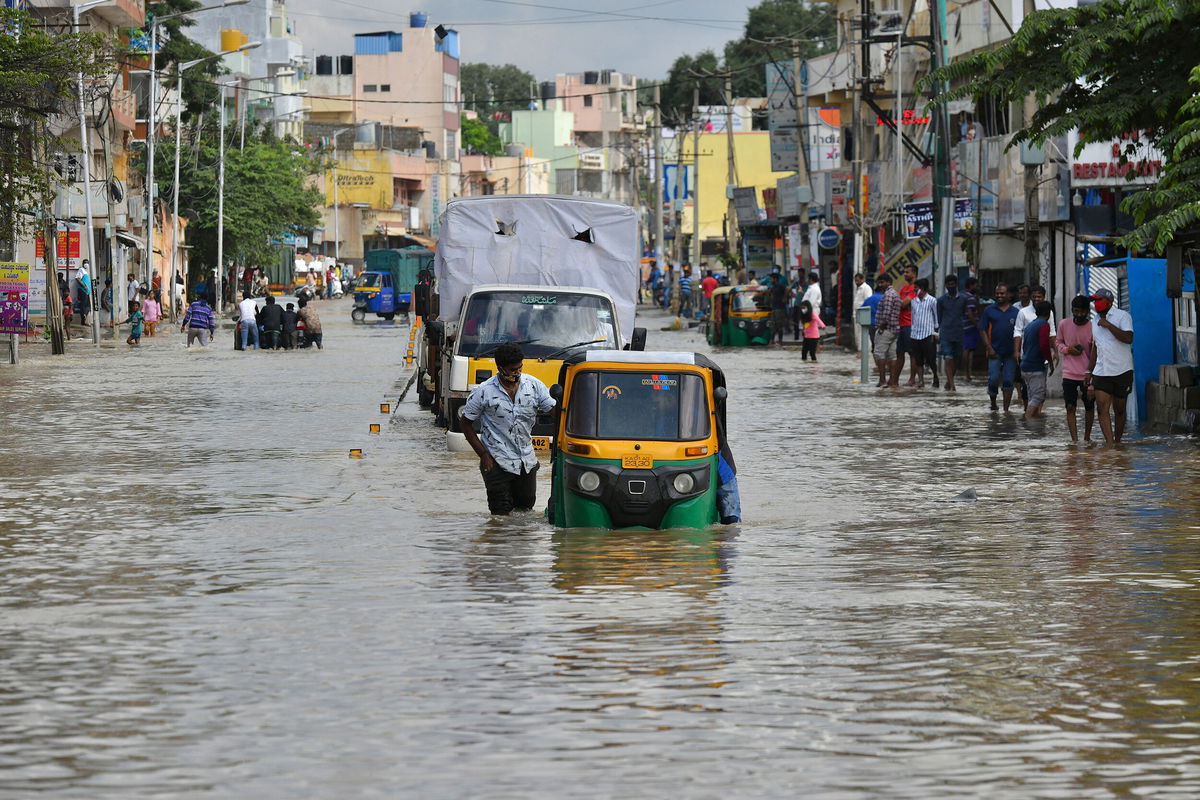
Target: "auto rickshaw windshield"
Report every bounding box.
[458,291,618,358]
[357,272,383,289]
[567,370,710,440]
[732,291,768,312]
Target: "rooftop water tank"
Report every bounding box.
[410,12,427,28]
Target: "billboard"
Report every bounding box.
[0,263,31,335]
[903,199,974,239]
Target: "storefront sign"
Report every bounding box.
[0,263,31,334]
[903,199,974,239]
[1069,130,1164,187]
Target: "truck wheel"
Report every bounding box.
[382,312,395,321]
[351,307,366,322]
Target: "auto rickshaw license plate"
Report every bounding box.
[531,436,551,451]
[622,454,653,469]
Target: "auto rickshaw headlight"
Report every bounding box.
[672,472,695,494]
[736,320,746,328]
[578,471,601,492]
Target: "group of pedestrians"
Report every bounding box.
[236,293,323,351]
[862,268,1135,444]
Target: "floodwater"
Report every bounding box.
[2,302,1199,798]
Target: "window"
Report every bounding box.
[583,95,592,107]
[363,84,377,92]
[457,291,617,358]
[567,371,710,441]
[380,84,391,92]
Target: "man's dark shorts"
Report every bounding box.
[1092,370,1133,398]
[938,338,963,360]
[480,461,538,515]
[898,325,912,354]
[1062,378,1095,411]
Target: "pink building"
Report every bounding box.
[352,15,460,161]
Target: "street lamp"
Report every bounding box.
[330,121,375,267]
[169,41,260,320]
[146,0,248,313]
[74,0,114,346]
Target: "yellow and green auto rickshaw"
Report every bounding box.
[707,284,771,346]
[548,350,739,530]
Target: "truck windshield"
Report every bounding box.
[458,291,618,358]
[567,371,710,441]
[357,273,382,289]
[732,291,767,312]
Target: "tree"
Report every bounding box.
[146,0,223,120]
[0,8,114,249]
[460,63,537,133]
[461,114,503,157]
[158,121,322,273]
[932,0,1200,251]
[656,0,836,126]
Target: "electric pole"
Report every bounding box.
[691,83,701,274]
[724,73,737,262]
[792,41,811,275]
[653,83,664,273]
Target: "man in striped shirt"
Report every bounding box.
[872,274,901,387]
[180,294,215,347]
[909,278,940,388]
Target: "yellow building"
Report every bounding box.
[678,131,794,256]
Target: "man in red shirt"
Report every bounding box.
[700,269,719,318]
[897,265,919,386]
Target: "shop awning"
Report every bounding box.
[114,231,145,250]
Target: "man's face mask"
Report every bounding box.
[1073,311,1090,324]
[498,363,523,383]
[1093,299,1112,314]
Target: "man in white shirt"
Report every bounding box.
[125,273,140,315]
[909,278,940,388]
[801,271,822,315]
[238,292,260,350]
[851,272,872,354]
[1086,288,1134,444]
[1013,283,1057,356]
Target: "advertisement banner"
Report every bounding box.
[903,199,974,239]
[0,263,31,335]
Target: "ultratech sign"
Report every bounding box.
[1070,130,1164,187]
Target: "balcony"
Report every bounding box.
[89,0,145,28]
[110,86,137,133]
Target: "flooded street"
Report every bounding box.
[2,301,1199,797]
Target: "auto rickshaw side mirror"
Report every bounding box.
[629,327,647,351]
[550,384,564,402]
[713,386,728,401]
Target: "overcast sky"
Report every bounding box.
[286,0,758,80]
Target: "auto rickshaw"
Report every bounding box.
[707,284,771,346]
[547,350,737,530]
[351,270,398,321]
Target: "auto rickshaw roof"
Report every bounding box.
[564,349,724,375]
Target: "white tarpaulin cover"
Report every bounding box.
[435,195,641,343]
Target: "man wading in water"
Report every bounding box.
[461,342,557,515]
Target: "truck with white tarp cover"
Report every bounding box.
[416,195,644,452]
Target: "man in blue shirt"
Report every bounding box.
[461,342,557,515]
[978,282,1020,411]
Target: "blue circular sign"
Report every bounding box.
[817,227,842,250]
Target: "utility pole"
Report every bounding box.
[930,0,954,297]
[1021,0,1039,283]
[653,83,664,274]
[792,41,811,275]
[724,73,737,261]
[847,37,863,347]
[691,83,701,274]
[216,82,227,314]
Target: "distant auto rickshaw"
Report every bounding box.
[707,284,771,346]
[547,350,739,530]
[351,270,398,322]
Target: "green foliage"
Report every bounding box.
[461,114,503,157]
[157,120,322,271]
[928,0,1200,252]
[658,0,835,126]
[0,8,115,246]
[460,62,536,133]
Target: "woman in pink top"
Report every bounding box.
[141,292,161,337]
[1056,295,1096,442]
[799,300,826,361]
